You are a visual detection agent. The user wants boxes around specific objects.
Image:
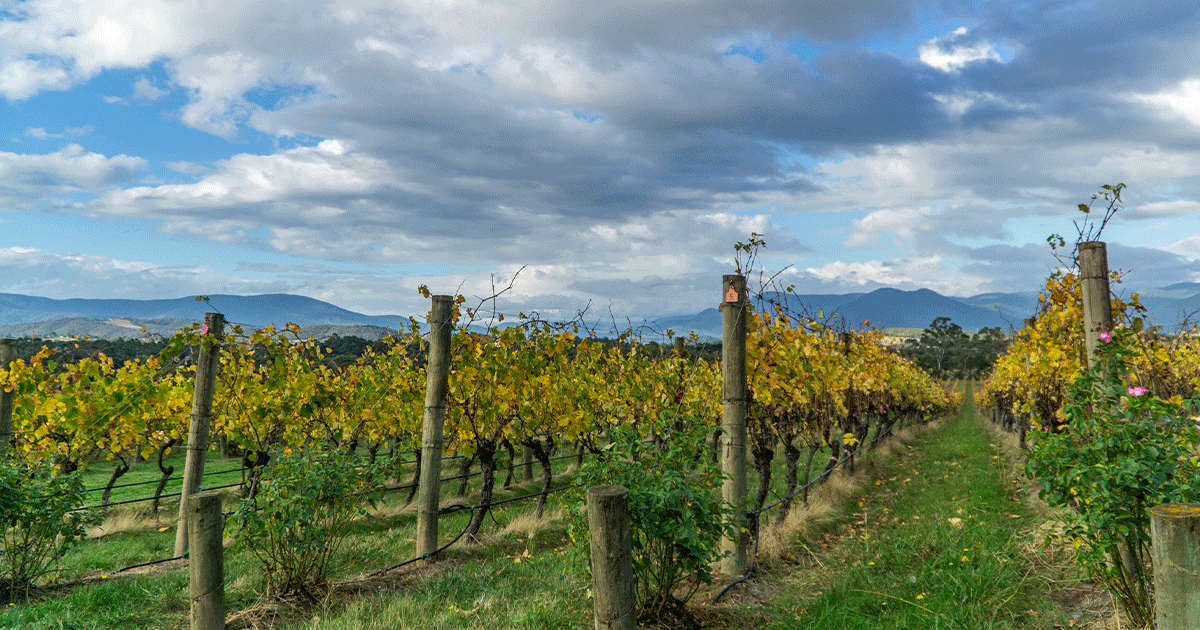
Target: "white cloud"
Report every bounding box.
[803,256,985,296]
[1130,78,1200,128]
[95,139,386,215]
[0,145,145,204]
[919,27,1002,73]
[0,57,71,99]
[1132,200,1200,217]
[165,161,211,175]
[133,76,168,100]
[1168,236,1200,255]
[24,125,94,140]
[845,207,938,247]
[0,246,286,299]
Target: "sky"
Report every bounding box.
[3,0,1200,322]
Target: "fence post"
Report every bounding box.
[1078,241,1113,368]
[175,313,225,556]
[1150,503,1200,629]
[416,295,454,560]
[520,445,533,482]
[188,490,225,630]
[0,339,15,458]
[588,485,636,630]
[720,274,748,575]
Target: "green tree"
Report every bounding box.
[906,319,1009,378]
[917,317,968,377]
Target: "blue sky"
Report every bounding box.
[2,0,1200,322]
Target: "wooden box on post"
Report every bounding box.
[719,274,748,575]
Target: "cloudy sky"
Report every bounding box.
[2,0,1200,321]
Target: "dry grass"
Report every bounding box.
[85,506,177,539]
[497,506,563,539]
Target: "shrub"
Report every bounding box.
[1025,326,1200,627]
[0,459,95,601]
[232,447,384,600]
[572,415,733,618]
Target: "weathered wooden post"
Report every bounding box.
[588,485,636,630]
[522,445,534,482]
[416,295,454,560]
[0,339,15,458]
[720,274,748,575]
[176,313,225,556]
[1079,242,1147,589]
[1078,241,1113,368]
[1150,503,1200,629]
[188,491,225,630]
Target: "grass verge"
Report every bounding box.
[722,385,1077,629]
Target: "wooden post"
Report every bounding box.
[1150,503,1200,629]
[522,445,534,482]
[0,339,15,458]
[1078,241,1113,368]
[175,313,225,556]
[416,295,454,560]
[188,491,225,630]
[588,485,636,630]
[674,336,686,358]
[720,274,748,575]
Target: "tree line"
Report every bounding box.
[898,316,1011,379]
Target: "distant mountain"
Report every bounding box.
[0,293,410,340]
[1136,282,1200,300]
[0,317,194,340]
[831,288,1009,331]
[0,293,407,329]
[953,292,1041,327]
[652,282,1200,340]
[4,280,1199,342]
[652,288,1014,339]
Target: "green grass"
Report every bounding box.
[743,385,1071,629]
[2,451,589,629]
[0,571,189,629]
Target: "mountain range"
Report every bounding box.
[1,283,1198,340]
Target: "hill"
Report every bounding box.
[0,293,407,330]
[653,288,1015,339]
[2,281,1198,342]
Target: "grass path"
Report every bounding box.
[736,385,1074,629]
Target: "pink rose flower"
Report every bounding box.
[1128,386,1147,396]
[1098,331,1112,343]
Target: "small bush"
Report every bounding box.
[1025,327,1200,627]
[0,459,95,600]
[572,416,733,618]
[233,447,384,600]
